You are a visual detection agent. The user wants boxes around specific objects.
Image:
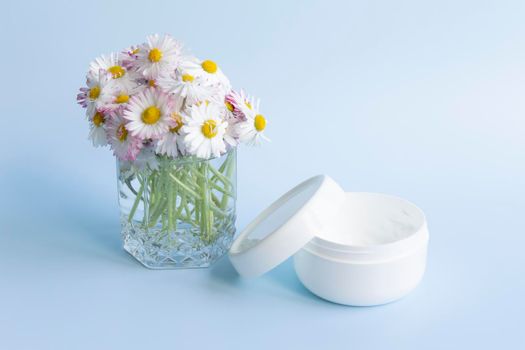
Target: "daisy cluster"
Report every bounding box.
[77,34,268,164]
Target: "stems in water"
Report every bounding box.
[123,151,235,244]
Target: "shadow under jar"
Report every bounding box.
[117,149,237,269]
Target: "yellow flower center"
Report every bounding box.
[201,119,218,138]
[169,113,183,133]
[182,74,194,82]
[195,100,210,107]
[117,124,128,142]
[108,65,125,79]
[141,106,161,125]
[225,101,234,112]
[201,60,217,74]
[115,94,129,104]
[89,86,101,100]
[245,101,252,110]
[148,79,156,87]
[93,112,105,127]
[254,114,266,132]
[148,48,163,62]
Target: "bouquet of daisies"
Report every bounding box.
[76,34,268,256]
[77,33,268,164]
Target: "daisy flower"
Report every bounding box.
[224,89,253,121]
[100,84,141,112]
[156,112,186,157]
[235,99,269,146]
[180,57,231,93]
[157,68,214,105]
[88,109,109,147]
[121,45,140,70]
[123,88,174,140]
[234,90,257,120]
[182,103,228,159]
[77,69,112,116]
[107,112,143,161]
[89,52,137,91]
[133,34,182,80]
[220,92,245,147]
[223,121,240,148]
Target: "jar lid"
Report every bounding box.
[228,175,346,277]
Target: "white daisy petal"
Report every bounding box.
[235,101,269,146]
[107,111,143,161]
[132,34,183,80]
[181,103,227,159]
[123,88,174,140]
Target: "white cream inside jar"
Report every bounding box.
[315,192,426,246]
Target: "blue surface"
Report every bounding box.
[2,0,524,349]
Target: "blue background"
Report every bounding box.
[1,0,524,349]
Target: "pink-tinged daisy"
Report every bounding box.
[100,84,141,112]
[88,110,109,147]
[89,53,137,91]
[107,112,143,161]
[133,34,182,80]
[77,69,112,116]
[235,99,269,146]
[156,112,186,157]
[218,93,244,148]
[123,88,174,140]
[121,45,140,70]
[180,57,231,93]
[224,90,251,121]
[157,69,214,105]
[182,103,228,159]
[233,90,257,119]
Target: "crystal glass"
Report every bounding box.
[117,149,236,269]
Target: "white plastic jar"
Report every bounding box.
[229,176,429,306]
[294,192,429,306]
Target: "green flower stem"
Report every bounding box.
[217,154,230,173]
[205,179,231,195]
[210,153,231,184]
[184,201,192,219]
[143,175,155,225]
[162,210,167,231]
[180,171,200,194]
[169,173,199,198]
[147,172,167,227]
[208,163,232,187]
[199,162,211,240]
[148,197,167,228]
[221,153,235,209]
[167,169,227,219]
[212,193,221,207]
[177,193,186,218]
[168,178,177,231]
[188,158,233,197]
[208,201,228,218]
[125,179,138,196]
[128,175,145,222]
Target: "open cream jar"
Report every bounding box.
[229,176,429,306]
[295,192,429,306]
